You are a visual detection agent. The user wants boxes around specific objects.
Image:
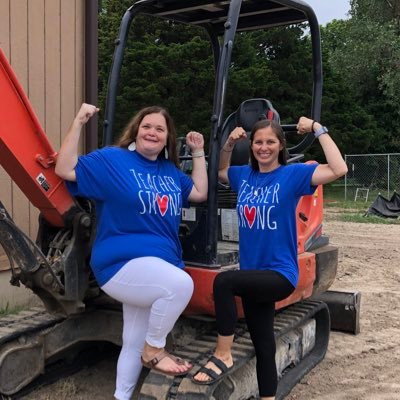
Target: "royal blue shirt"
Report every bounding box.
[228,163,318,287]
[67,147,193,286]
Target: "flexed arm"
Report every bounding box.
[297,117,348,186]
[218,127,247,184]
[55,103,99,182]
[186,131,208,202]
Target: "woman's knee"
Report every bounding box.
[171,270,194,302]
[214,270,235,292]
[182,271,194,297]
[150,258,194,300]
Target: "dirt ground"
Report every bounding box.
[21,211,400,400]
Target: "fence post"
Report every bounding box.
[345,154,348,201]
[345,153,400,202]
[387,154,390,198]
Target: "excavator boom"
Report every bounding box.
[0,48,76,228]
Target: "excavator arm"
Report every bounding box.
[0,49,77,227]
[0,48,92,315]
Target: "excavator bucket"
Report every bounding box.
[0,48,76,227]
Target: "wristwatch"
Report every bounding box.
[314,125,329,138]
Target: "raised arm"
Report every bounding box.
[218,127,247,184]
[55,103,99,182]
[186,131,208,202]
[297,117,348,186]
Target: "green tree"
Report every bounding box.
[305,20,380,160]
[226,26,314,124]
[98,1,215,144]
[98,1,319,148]
[324,0,400,154]
[101,1,387,160]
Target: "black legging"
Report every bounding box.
[213,269,295,397]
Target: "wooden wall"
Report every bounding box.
[0,0,85,239]
[0,0,86,305]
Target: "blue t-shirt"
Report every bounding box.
[228,163,318,287]
[67,147,194,286]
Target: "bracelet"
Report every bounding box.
[191,150,205,158]
[222,147,233,153]
[311,120,316,132]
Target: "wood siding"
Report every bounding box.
[0,0,86,305]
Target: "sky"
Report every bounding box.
[303,0,351,25]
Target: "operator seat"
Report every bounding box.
[220,98,280,166]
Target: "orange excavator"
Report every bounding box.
[0,1,358,399]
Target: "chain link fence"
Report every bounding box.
[344,153,400,202]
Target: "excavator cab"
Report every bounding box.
[103,0,324,268]
[0,1,357,399]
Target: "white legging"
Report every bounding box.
[101,256,194,400]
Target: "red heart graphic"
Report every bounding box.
[156,194,169,216]
[244,205,256,228]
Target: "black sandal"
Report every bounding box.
[191,355,233,385]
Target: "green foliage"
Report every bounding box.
[322,0,400,155]
[98,2,315,147]
[98,1,215,144]
[349,0,400,24]
[335,213,400,224]
[226,27,313,121]
[97,0,399,159]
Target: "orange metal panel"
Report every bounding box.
[184,251,316,317]
[0,48,76,227]
[296,166,324,254]
[275,252,316,309]
[184,267,219,316]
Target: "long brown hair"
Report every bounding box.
[116,106,179,167]
[249,120,287,171]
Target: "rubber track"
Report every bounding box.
[0,308,118,399]
[0,302,329,399]
[138,300,329,400]
[0,307,64,346]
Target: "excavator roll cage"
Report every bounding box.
[103,0,323,266]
